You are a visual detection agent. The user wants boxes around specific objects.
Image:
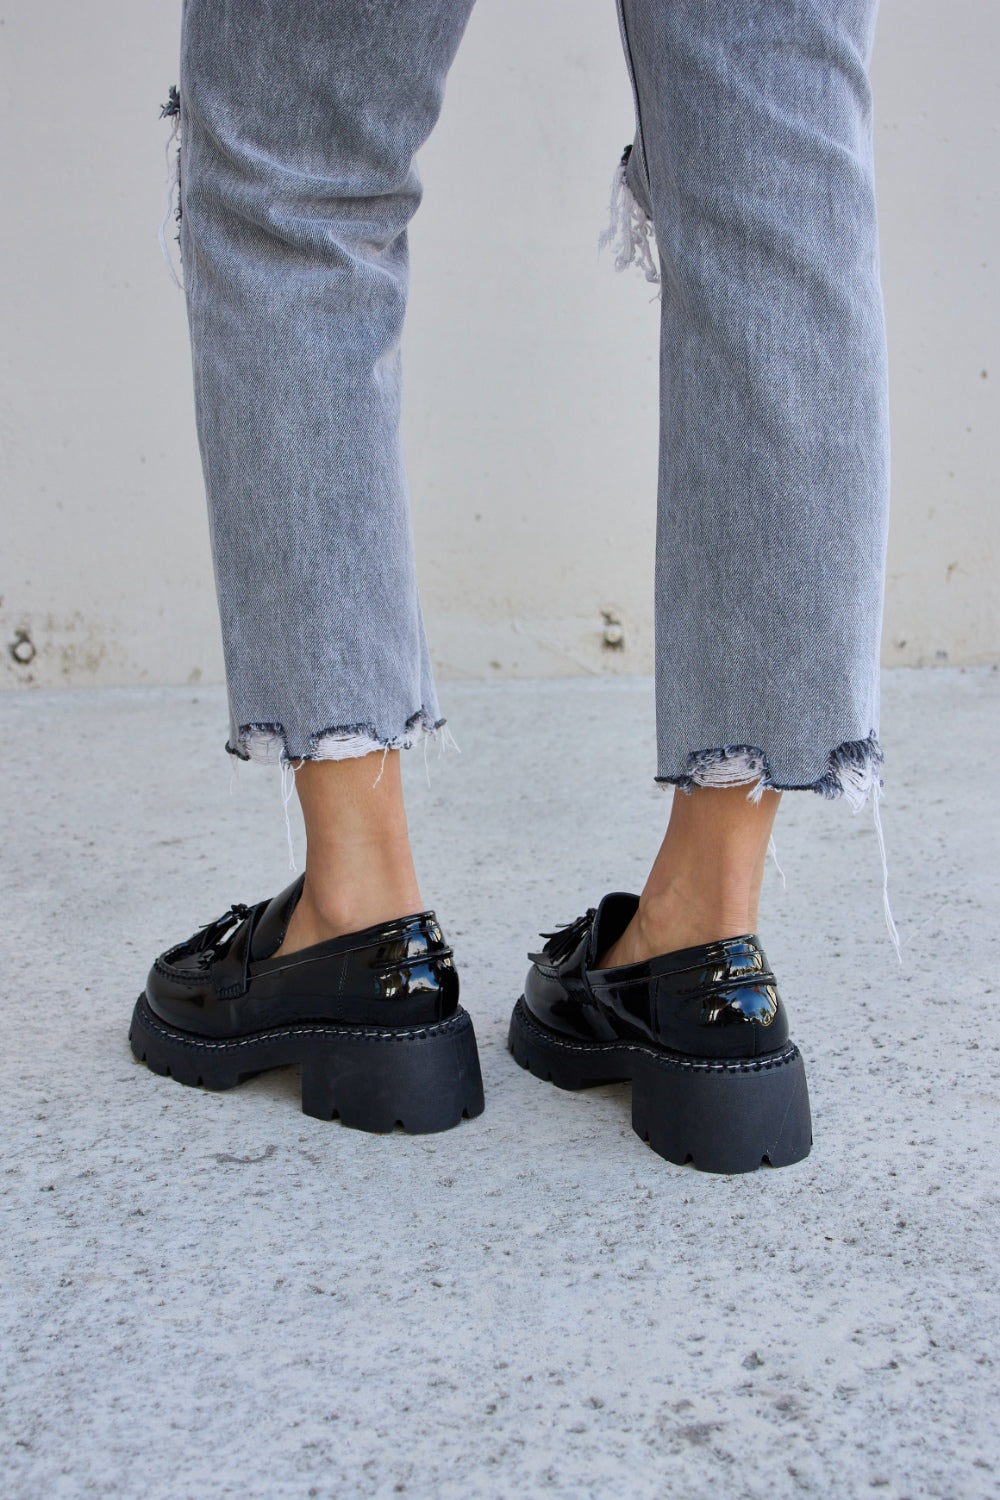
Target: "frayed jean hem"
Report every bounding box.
[226,708,448,766]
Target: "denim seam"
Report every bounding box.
[158,85,183,288]
[614,0,651,190]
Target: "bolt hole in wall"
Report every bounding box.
[601,611,625,651]
[9,629,36,667]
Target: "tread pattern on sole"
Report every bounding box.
[510,997,812,1172]
[130,995,486,1132]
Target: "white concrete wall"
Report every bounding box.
[1,0,996,691]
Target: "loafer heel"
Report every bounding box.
[299,1011,485,1133]
[629,1046,812,1174]
[511,894,814,1172]
[133,878,484,1133]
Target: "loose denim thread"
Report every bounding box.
[280,759,299,873]
[371,745,390,789]
[158,86,183,290]
[661,737,900,958]
[268,722,460,868]
[598,145,660,285]
[424,722,461,787]
[277,748,395,869]
[872,784,901,961]
[230,714,457,869]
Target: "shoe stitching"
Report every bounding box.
[513,999,798,1076]
[134,1000,468,1052]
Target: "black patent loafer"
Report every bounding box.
[130,876,484,1134]
[508,892,811,1173]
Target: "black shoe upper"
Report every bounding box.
[522,893,788,1061]
[144,876,459,1038]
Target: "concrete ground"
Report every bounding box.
[2,667,998,1499]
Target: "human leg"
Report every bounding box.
[629,0,889,796]
[511,0,888,1170]
[178,0,475,765]
[131,0,484,1130]
[611,0,888,958]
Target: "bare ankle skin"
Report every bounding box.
[599,784,781,968]
[274,750,422,957]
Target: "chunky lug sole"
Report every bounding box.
[508,997,811,1173]
[130,994,485,1134]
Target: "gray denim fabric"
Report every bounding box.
[173,0,888,799]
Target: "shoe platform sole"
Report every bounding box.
[508,997,811,1173]
[129,995,485,1134]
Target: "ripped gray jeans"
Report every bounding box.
[167,0,889,804]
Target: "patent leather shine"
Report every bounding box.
[144,876,459,1037]
[523,893,788,1061]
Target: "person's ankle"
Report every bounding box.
[274,872,423,957]
[599,890,756,969]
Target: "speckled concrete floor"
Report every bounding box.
[2,667,998,1499]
